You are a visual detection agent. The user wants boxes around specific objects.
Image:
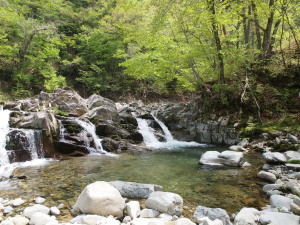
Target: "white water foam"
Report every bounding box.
[136,113,206,149]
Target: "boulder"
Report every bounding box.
[145,191,183,216]
[51,88,88,117]
[87,94,116,110]
[199,151,224,166]
[195,216,223,225]
[270,194,292,210]
[12,215,29,225]
[262,184,282,193]
[284,151,300,160]
[234,208,260,225]
[29,212,57,225]
[229,145,245,151]
[287,134,299,144]
[89,106,119,123]
[218,151,244,166]
[173,218,196,225]
[131,217,172,225]
[291,203,300,215]
[194,206,232,225]
[81,215,121,225]
[109,181,162,199]
[72,181,125,218]
[139,208,160,218]
[259,211,299,225]
[96,122,130,139]
[263,152,287,164]
[23,204,50,219]
[199,151,243,167]
[257,171,277,183]
[126,201,140,219]
[237,139,249,147]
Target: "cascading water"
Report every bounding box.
[74,118,110,155]
[58,120,66,141]
[0,106,48,178]
[0,106,11,167]
[136,112,205,149]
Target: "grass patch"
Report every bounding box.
[287,160,300,164]
[241,114,300,137]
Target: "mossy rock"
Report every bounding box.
[273,143,299,152]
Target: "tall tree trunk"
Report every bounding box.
[252,1,262,50]
[208,0,225,84]
[262,0,275,57]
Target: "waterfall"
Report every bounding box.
[0,106,49,178]
[0,106,11,167]
[136,112,205,149]
[59,120,66,141]
[151,113,175,142]
[74,118,109,155]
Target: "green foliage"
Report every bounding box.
[287,160,300,164]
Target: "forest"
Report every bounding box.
[0,0,299,123]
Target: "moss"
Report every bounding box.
[52,107,69,117]
[65,125,81,134]
[273,144,299,152]
[287,160,300,164]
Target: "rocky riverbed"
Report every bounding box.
[0,88,299,225]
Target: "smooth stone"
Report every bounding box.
[126,201,140,219]
[242,162,252,168]
[3,206,14,214]
[259,211,300,225]
[237,139,249,147]
[234,208,260,225]
[29,212,56,225]
[270,195,292,210]
[266,190,283,197]
[0,203,4,211]
[229,145,245,151]
[291,203,300,215]
[0,219,14,225]
[293,196,300,207]
[12,215,29,225]
[72,181,125,218]
[263,152,287,164]
[139,208,160,218]
[286,164,300,172]
[34,197,46,204]
[109,181,162,199]
[287,134,299,144]
[131,217,171,225]
[122,216,131,223]
[284,151,300,160]
[145,192,183,216]
[82,215,105,225]
[218,151,244,166]
[174,218,196,225]
[199,151,224,166]
[23,204,50,219]
[195,217,223,225]
[257,171,276,182]
[262,184,281,192]
[194,206,232,225]
[50,207,60,216]
[10,198,25,207]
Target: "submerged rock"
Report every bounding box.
[72,181,125,218]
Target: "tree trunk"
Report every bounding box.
[208,0,225,84]
[252,1,262,50]
[262,0,275,57]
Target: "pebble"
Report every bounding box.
[3,206,14,214]
[34,197,46,204]
[10,198,25,207]
[50,207,61,216]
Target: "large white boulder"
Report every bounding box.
[218,151,244,166]
[72,181,125,218]
[259,211,299,225]
[145,191,183,216]
[234,208,260,225]
[199,151,243,167]
[199,151,224,166]
[257,171,277,183]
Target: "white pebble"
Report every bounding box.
[50,207,60,216]
[34,197,46,204]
